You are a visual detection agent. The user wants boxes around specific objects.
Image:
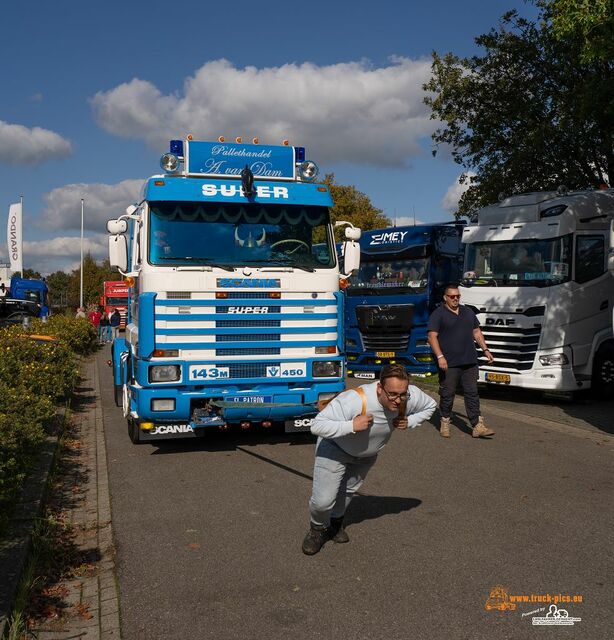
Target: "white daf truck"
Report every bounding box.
[461,188,614,395]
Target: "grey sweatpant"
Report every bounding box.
[309,438,377,527]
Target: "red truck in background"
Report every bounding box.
[100,280,129,329]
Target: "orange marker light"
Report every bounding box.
[215,292,229,299]
[235,137,243,144]
[339,278,349,290]
[187,134,193,140]
[252,137,259,144]
[218,135,225,143]
[124,276,136,288]
[282,139,289,146]
[154,180,165,186]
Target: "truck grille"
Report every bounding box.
[361,333,411,351]
[478,325,542,371]
[153,293,338,361]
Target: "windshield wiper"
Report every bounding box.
[160,256,234,271]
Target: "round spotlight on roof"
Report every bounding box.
[160,153,179,173]
[298,160,319,182]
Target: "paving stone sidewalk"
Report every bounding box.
[28,356,121,640]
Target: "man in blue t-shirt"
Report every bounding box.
[427,283,495,439]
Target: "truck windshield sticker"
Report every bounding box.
[202,184,289,199]
[217,279,280,288]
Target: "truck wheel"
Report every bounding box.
[592,344,614,398]
[128,418,141,444]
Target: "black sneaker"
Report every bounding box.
[328,517,350,544]
[301,524,328,555]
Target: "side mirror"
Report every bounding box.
[109,235,128,272]
[345,226,361,241]
[107,219,128,234]
[342,241,360,274]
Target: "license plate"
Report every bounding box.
[485,372,511,384]
[354,372,376,379]
[227,396,272,404]
[376,351,395,358]
[285,417,314,433]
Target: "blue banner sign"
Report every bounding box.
[187,141,296,179]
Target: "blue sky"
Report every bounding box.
[0,0,539,274]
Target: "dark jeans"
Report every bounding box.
[438,364,480,426]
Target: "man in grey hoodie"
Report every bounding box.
[302,363,436,555]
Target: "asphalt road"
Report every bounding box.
[98,351,614,640]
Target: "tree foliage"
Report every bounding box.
[544,0,614,61]
[66,254,120,309]
[324,174,391,239]
[423,8,614,216]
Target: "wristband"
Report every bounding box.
[484,349,490,353]
[437,355,445,360]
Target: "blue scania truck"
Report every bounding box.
[344,222,464,379]
[107,137,361,442]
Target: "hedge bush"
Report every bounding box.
[0,317,95,528]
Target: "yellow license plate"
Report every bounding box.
[485,372,511,384]
[376,351,395,358]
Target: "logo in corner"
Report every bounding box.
[532,604,581,626]
[485,586,517,611]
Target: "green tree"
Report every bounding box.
[46,270,72,308]
[67,254,120,309]
[324,174,391,239]
[423,9,614,216]
[544,0,614,61]
[22,268,42,280]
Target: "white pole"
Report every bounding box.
[80,199,84,309]
[19,195,24,277]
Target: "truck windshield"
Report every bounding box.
[105,297,127,306]
[347,258,428,296]
[148,201,335,269]
[463,235,572,286]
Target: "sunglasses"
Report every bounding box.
[445,294,461,299]
[381,388,409,401]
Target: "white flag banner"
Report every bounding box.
[7,202,23,275]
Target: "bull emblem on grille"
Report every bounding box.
[234,227,267,247]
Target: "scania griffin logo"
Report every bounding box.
[485,318,515,326]
[216,278,280,288]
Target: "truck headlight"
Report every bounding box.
[149,365,181,382]
[539,354,569,366]
[312,361,341,377]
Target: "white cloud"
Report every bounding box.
[442,173,476,212]
[0,120,72,165]
[91,57,435,167]
[0,235,109,276]
[41,179,143,232]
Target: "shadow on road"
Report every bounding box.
[346,495,422,526]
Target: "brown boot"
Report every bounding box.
[301,524,329,555]
[328,517,350,544]
[440,416,451,438]
[472,416,494,438]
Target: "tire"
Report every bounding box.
[128,418,141,444]
[592,343,614,398]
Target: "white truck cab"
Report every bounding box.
[461,188,614,395]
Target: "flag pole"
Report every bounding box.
[80,199,84,309]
